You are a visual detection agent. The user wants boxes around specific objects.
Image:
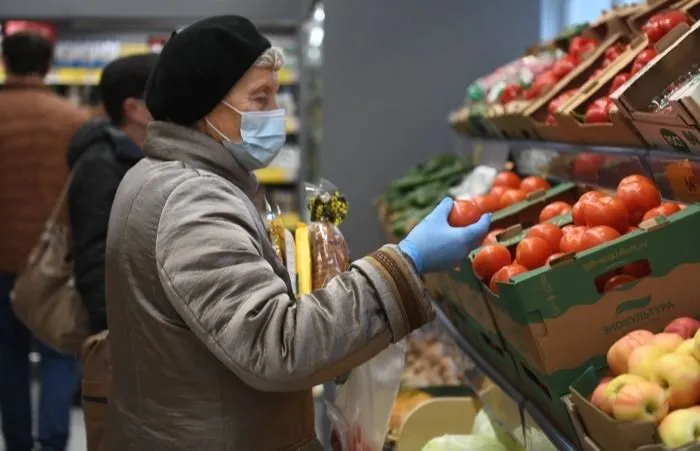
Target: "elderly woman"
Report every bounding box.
[103,15,490,451]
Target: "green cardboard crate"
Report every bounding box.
[441,298,522,386]
[490,182,587,230]
[481,204,700,433]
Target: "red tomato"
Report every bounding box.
[569,36,599,60]
[500,189,528,207]
[489,264,529,294]
[500,83,522,105]
[595,270,620,293]
[515,236,553,270]
[616,181,661,224]
[473,193,502,213]
[560,226,588,253]
[552,55,578,79]
[532,71,559,98]
[548,89,578,115]
[547,252,566,265]
[539,201,572,223]
[583,196,629,233]
[642,19,666,43]
[609,72,631,95]
[604,274,637,292]
[490,185,508,198]
[448,200,483,227]
[472,244,512,282]
[482,228,506,246]
[619,174,655,187]
[580,226,621,251]
[572,191,605,225]
[572,153,605,181]
[661,10,693,34]
[622,260,651,278]
[642,202,681,221]
[527,223,563,253]
[520,176,551,194]
[631,48,657,74]
[493,171,521,189]
[584,97,613,123]
[545,114,558,125]
[561,225,577,235]
[603,43,628,63]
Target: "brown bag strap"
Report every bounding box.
[46,173,73,228]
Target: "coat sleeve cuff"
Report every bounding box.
[353,244,435,342]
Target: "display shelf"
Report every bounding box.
[433,305,578,451]
[464,137,700,203]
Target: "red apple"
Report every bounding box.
[664,317,700,340]
[600,374,647,415]
[590,377,613,414]
[628,344,670,379]
[612,380,669,423]
[651,354,700,410]
[607,330,655,375]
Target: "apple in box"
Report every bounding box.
[650,333,685,353]
[612,380,669,423]
[675,339,695,358]
[628,344,671,380]
[591,374,645,415]
[664,317,700,339]
[659,407,700,448]
[651,354,700,410]
[607,330,654,375]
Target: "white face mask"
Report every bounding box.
[205,100,286,171]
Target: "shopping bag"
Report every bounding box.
[327,340,407,451]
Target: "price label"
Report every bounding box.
[664,159,700,202]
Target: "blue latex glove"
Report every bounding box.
[399,197,491,274]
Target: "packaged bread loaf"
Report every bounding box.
[306,181,350,290]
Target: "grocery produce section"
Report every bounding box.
[380,2,700,449]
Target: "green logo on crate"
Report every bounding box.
[660,129,691,153]
[602,296,675,335]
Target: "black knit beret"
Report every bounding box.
[145,15,271,125]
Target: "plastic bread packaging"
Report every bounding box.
[265,200,286,264]
[305,180,350,291]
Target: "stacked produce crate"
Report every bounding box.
[451,0,700,156]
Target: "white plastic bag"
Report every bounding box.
[327,340,407,451]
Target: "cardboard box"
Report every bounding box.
[567,367,700,451]
[482,205,700,435]
[489,33,628,140]
[491,181,584,230]
[611,21,700,153]
[555,36,650,148]
[520,34,634,142]
[438,183,582,385]
[682,0,700,20]
[627,0,692,32]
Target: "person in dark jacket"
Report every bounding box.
[67,53,158,334]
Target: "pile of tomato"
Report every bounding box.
[468,174,685,296]
[581,9,693,124]
[499,36,600,106]
[448,172,552,227]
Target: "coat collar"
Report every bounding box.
[143,121,258,198]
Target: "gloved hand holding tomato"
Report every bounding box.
[398,198,491,274]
